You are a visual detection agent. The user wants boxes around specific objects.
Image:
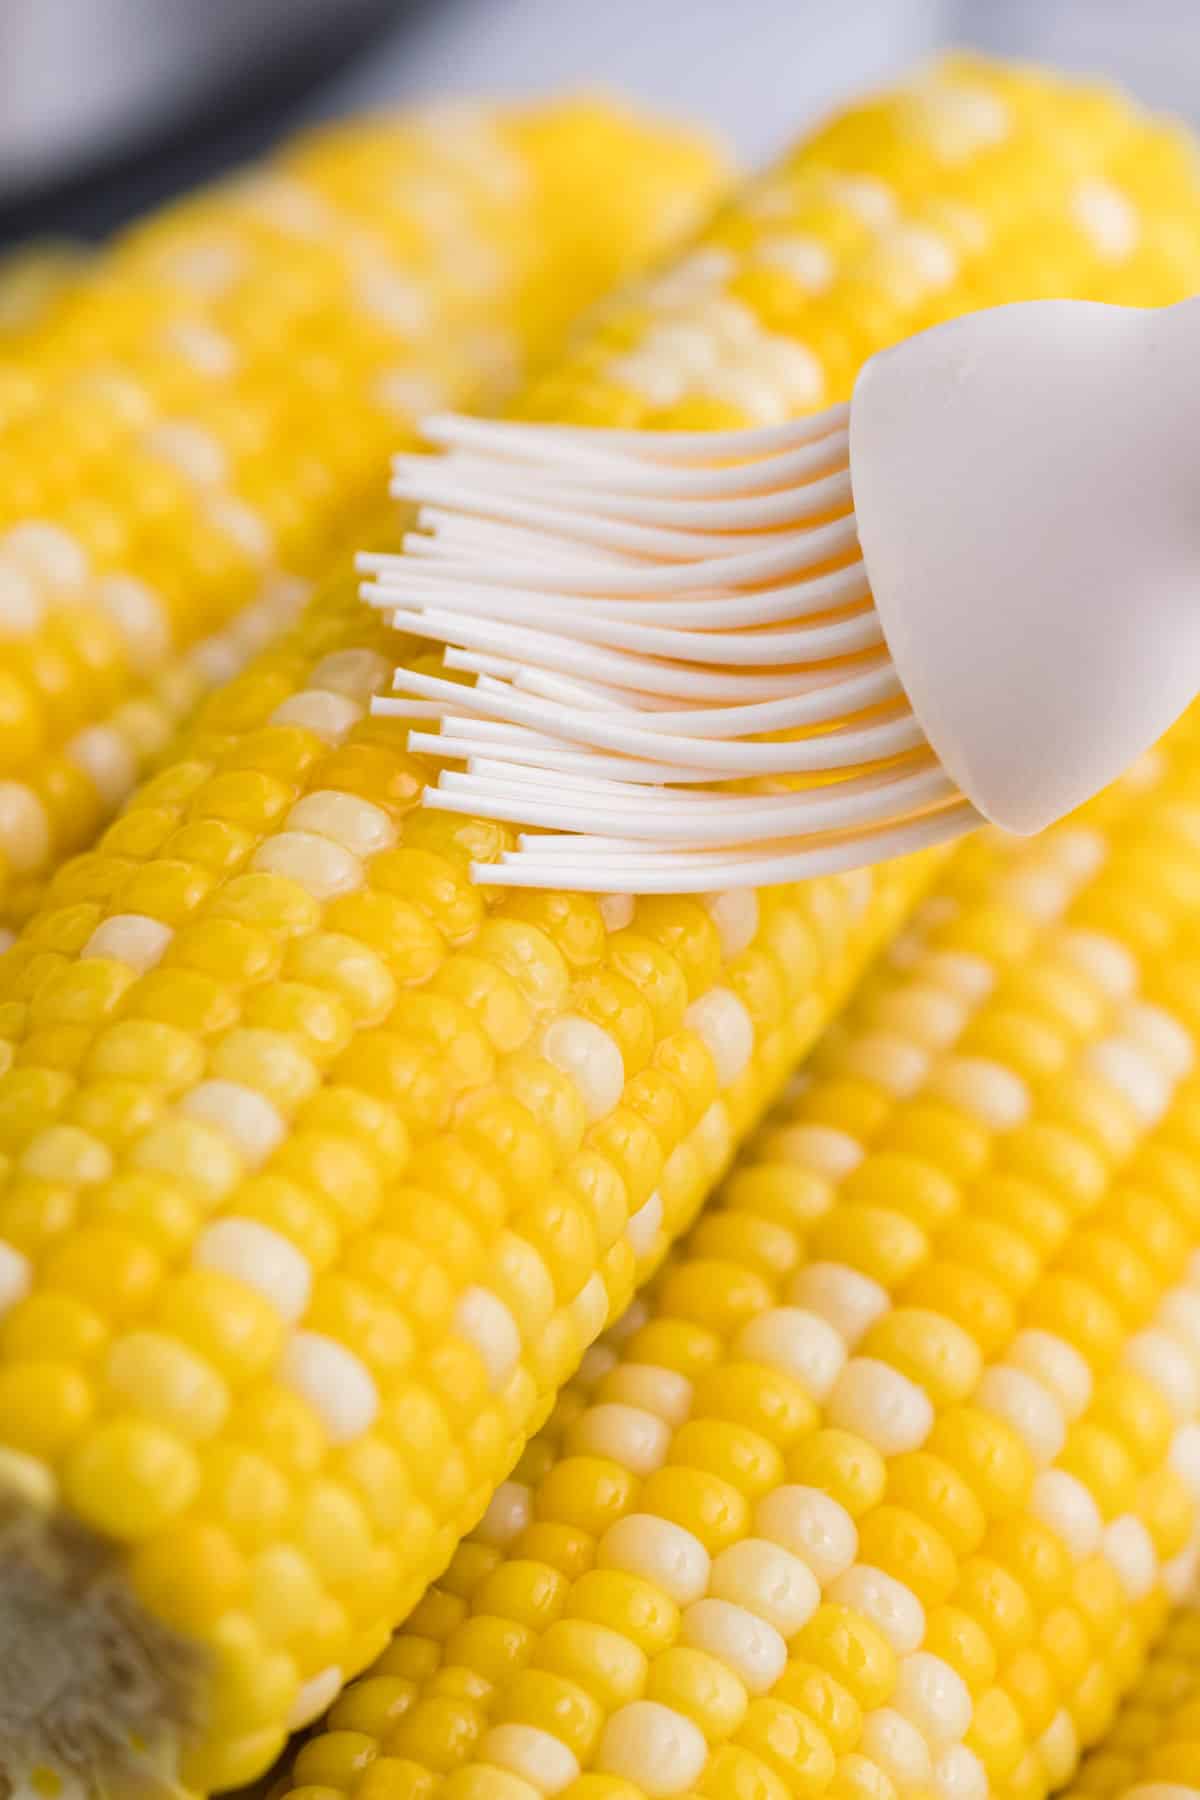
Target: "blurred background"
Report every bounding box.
[2,0,1199,246]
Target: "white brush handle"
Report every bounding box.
[851,293,1200,835]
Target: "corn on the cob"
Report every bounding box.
[0,103,725,925]
[276,733,1200,1800]
[1,49,1197,1799]
[1059,1602,1200,1800]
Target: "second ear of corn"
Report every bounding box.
[1060,1600,1200,1800]
[275,728,1200,1800]
[2,47,1200,1800]
[0,100,725,924]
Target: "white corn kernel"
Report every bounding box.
[288,1665,343,1731]
[611,1303,647,1346]
[755,1485,857,1585]
[600,1364,692,1428]
[569,1271,609,1343]
[598,1515,710,1606]
[0,783,49,874]
[828,1358,934,1455]
[692,1101,732,1171]
[1084,1038,1172,1125]
[285,791,397,858]
[735,1307,846,1400]
[709,1537,820,1637]
[162,318,237,376]
[838,1757,896,1800]
[195,1219,312,1323]
[4,521,87,588]
[1164,1542,1200,1603]
[1044,828,1105,881]
[1073,178,1139,260]
[828,1565,925,1653]
[1125,1326,1200,1419]
[213,495,272,562]
[774,1125,863,1180]
[685,987,754,1087]
[1054,928,1137,999]
[541,1015,625,1121]
[0,558,42,633]
[756,235,833,291]
[1170,1424,1200,1496]
[1006,1329,1093,1421]
[578,1343,619,1387]
[597,1702,707,1797]
[455,1287,521,1391]
[309,648,394,702]
[143,420,227,485]
[859,1708,933,1793]
[21,1126,111,1186]
[934,1745,988,1800]
[0,1447,56,1513]
[483,1724,579,1795]
[975,1365,1066,1465]
[82,913,173,973]
[703,889,759,958]
[996,866,1071,924]
[281,1332,378,1442]
[929,1056,1030,1130]
[178,1080,285,1166]
[893,1652,972,1748]
[270,688,363,742]
[840,1031,929,1098]
[1031,1470,1103,1561]
[914,950,994,1005]
[1036,1710,1078,1788]
[356,265,431,334]
[788,1264,889,1347]
[599,894,635,932]
[568,1404,671,1476]
[872,983,968,1050]
[681,1597,788,1694]
[252,830,364,900]
[476,1480,533,1549]
[1104,1514,1157,1599]
[375,367,451,419]
[1158,1290,1200,1357]
[1118,1002,1193,1078]
[625,1192,663,1258]
[828,172,898,224]
[190,633,242,688]
[66,725,137,807]
[0,1242,31,1316]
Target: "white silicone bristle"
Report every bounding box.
[370,408,979,891]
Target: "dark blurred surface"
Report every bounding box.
[0,0,403,245]
[3,0,1198,252]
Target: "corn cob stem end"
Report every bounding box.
[0,1491,201,1796]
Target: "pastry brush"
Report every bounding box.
[366,296,1200,891]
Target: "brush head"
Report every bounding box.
[369,295,1200,889]
[369,410,976,891]
[850,294,1200,835]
